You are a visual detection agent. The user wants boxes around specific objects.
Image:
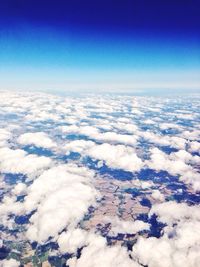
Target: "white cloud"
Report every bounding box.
[159,123,182,131]
[139,131,187,149]
[182,130,200,141]
[64,140,95,154]
[132,201,200,267]
[58,228,89,254]
[103,216,150,235]
[147,147,191,175]
[12,182,27,196]
[0,194,25,226]
[0,147,52,176]
[180,171,200,192]
[0,259,20,267]
[147,148,200,192]
[149,201,200,225]
[25,164,99,243]
[151,190,165,201]
[97,131,138,146]
[130,179,154,189]
[189,141,200,153]
[108,121,138,134]
[60,125,138,146]
[18,132,56,149]
[170,149,200,165]
[0,129,11,147]
[67,232,140,267]
[59,125,99,137]
[86,143,143,172]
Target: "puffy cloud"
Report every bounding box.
[0,147,52,176]
[64,140,95,154]
[24,109,61,122]
[112,121,138,134]
[0,259,20,267]
[12,182,27,196]
[133,234,200,267]
[140,131,171,146]
[180,171,200,192]
[59,125,99,137]
[182,130,200,141]
[25,164,99,243]
[0,194,25,226]
[139,132,187,149]
[151,190,165,201]
[96,131,138,146]
[18,132,56,149]
[132,201,200,267]
[159,123,182,131]
[86,143,143,172]
[170,150,200,165]
[58,228,89,254]
[168,136,187,150]
[60,125,138,146]
[149,201,200,225]
[103,216,150,235]
[67,232,140,267]
[131,179,154,189]
[143,119,155,125]
[188,141,200,153]
[0,129,11,147]
[147,148,200,191]
[147,147,191,176]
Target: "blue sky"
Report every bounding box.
[0,0,200,92]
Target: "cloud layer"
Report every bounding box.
[0,90,199,266]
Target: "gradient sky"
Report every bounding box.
[0,0,200,92]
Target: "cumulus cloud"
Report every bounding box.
[133,235,200,267]
[0,129,11,147]
[58,228,89,254]
[180,171,200,192]
[159,123,182,131]
[103,216,150,235]
[64,140,95,154]
[12,182,27,196]
[188,141,200,153]
[132,201,200,267]
[64,140,144,172]
[60,125,138,146]
[151,190,165,201]
[170,150,200,165]
[147,147,200,191]
[67,231,140,267]
[111,121,138,134]
[25,164,98,243]
[18,132,56,149]
[97,131,138,146]
[130,179,155,189]
[86,143,143,172]
[149,201,200,225]
[147,147,191,175]
[0,259,20,267]
[59,125,99,137]
[0,147,52,176]
[0,194,25,227]
[139,131,187,149]
[182,130,200,141]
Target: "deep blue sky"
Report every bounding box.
[0,0,200,92]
